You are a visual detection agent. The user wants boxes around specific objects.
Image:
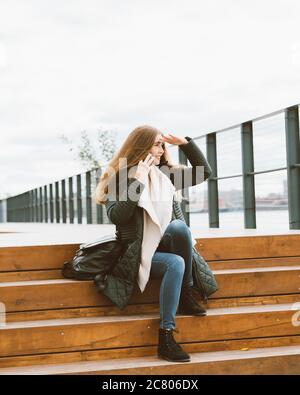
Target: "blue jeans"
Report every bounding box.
[150,219,194,330]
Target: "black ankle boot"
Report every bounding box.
[157,328,190,363]
[178,286,207,316]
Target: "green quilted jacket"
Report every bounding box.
[103,136,218,309]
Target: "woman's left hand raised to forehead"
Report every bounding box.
[162,134,188,146]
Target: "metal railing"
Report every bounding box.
[1,104,300,229]
[194,104,300,229]
[4,170,107,225]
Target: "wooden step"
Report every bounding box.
[2,257,300,283]
[0,244,78,271]
[1,303,300,358]
[0,270,62,282]
[209,256,300,270]
[1,234,300,272]
[1,333,300,369]
[1,233,299,374]
[197,234,300,260]
[1,266,299,313]
[214,266,300,298]
[4,294,300,324]
[1,345,300,375]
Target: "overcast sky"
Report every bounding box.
[1,0,300,199]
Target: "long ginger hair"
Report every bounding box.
[94,125,185,205]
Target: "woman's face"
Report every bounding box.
[148,134,165,165]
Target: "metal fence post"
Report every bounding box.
[29,190,34,222]
[77,174,82,224]
[0,199,7,222]
[39,187,43,222]
[285,105,300,229]
[24,192,30,222]
[49,184,54,223]
[206,133,219,227]
[44,185,48,223]
[34,189,38,222]
[55,181,60,223]
[241,121,256,228]
[86,171,92,224]
[69,176,74,224]
[61,179,67,223]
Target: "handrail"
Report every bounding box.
[1,103,300,229]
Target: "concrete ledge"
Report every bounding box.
[0,222,300,248]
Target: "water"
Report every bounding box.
[38,208,295,233]
[189,209,291,232]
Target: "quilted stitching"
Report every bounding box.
[173,200,218,298]
[101,238,141,309]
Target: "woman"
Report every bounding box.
[95,125,217,363]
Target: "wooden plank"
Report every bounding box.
[0,245,78,271]
[2,257,300,282]
[196,234,300,260]
[1,234,300,272]
[1,346,300,375]
[1,267,300,313]
[0,270,61,282]
[62,351,300,375]
[213,266,300,298]
[0,304,299,357]
[209,256,300,270]
[4,293,300,323]
[1,334,300,369]
[1,257,300,283]
[207,294,300,309]
[0,279,160,312]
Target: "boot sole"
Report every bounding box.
[157,353,191,363]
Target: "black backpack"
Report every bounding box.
[61,231,123,290]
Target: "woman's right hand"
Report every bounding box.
[133,153,156,184]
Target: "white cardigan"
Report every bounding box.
[137,165,196,292]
